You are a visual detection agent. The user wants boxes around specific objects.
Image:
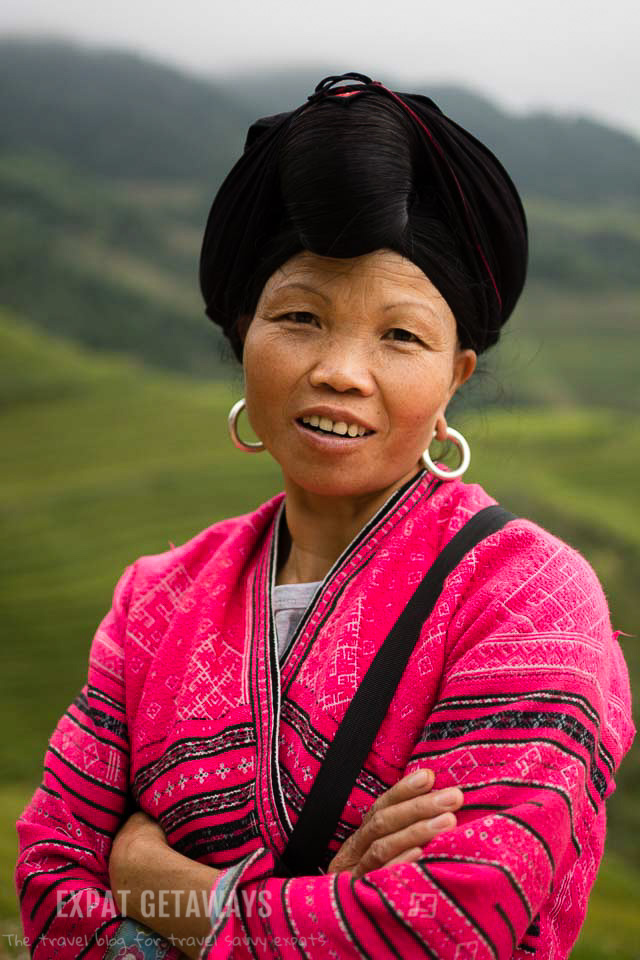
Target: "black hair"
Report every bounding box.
[232,93,481,355]
[200,75,528,361]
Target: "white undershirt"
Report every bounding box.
[272,580,323,660]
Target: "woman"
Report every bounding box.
[15,73,634,960]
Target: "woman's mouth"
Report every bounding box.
[296,414,373,440]
[294,414,375,454]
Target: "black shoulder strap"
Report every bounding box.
[278,504,516,878]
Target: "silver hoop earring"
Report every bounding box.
[228,398,265,453]
[421,427,470,480]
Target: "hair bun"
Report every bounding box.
[200,73,528,359]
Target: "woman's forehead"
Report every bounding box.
[263,249,442,299]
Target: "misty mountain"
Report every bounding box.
[2,38,640,205]
[0,37,253,181]
[0,37,638,399]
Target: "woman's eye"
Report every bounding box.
[385,327,421,343]
[279,312,315,324]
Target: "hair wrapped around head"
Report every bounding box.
[199,72,528,360]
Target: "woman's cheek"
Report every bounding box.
[391,379,448,449]
[243,336,292,443]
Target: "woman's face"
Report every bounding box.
[242,248,477,500]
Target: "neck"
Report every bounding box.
[275,466,424,585]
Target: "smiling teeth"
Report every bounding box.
[302,415,367,437]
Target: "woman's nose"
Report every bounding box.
[308,339,375,394]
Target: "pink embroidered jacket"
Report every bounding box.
[15,469,635,959]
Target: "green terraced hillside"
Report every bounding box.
[1,311,637,957]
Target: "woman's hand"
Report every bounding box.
[327,769,463,879]
[109,809,169,913]
[109,809,219,959]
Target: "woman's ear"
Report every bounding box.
[434,416,449,444]
[237,312,253,345]
[436,350,477,442]
[450,348,477,396]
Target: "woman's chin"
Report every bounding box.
[280,463,420,502]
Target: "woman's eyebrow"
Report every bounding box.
[268,282,331,303]
[267,286,441,321]
[383,298,440,316]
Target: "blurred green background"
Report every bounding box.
[1,39,638,958]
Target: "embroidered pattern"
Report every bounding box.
[15,474,635,960]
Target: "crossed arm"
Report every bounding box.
[108,816,218,959]
[108,770,462,958]
[16,538,633,960]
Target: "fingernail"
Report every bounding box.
[435,789,461,809]
[408,769,432,788]
[431,813,455,831]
